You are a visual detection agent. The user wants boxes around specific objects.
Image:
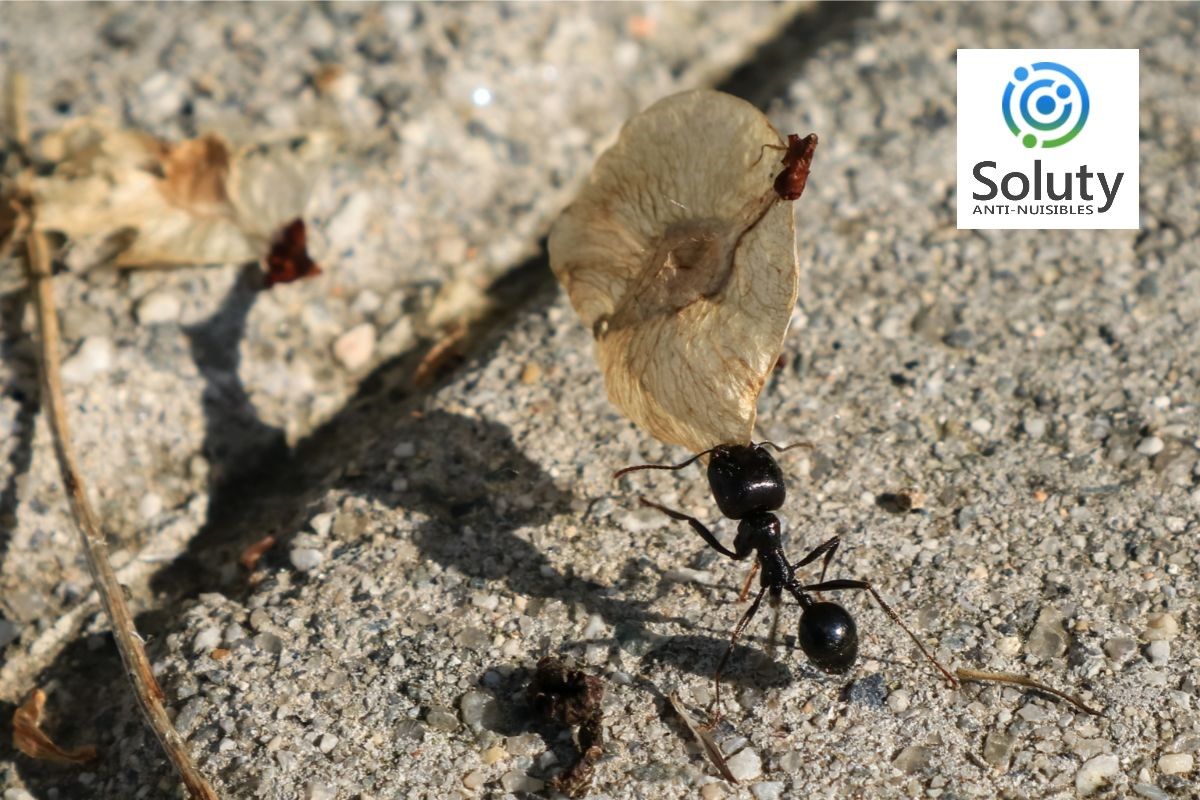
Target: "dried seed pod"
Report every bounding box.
[549,89,799,452]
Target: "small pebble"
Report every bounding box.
[192,627,221,653]
[1137,436,1164,456]
[887,689,911,713]
[893,745,932,773]
[751,782,785,800]
[333,323,377,370]
[426,708,459,732]
[1104,637,1137,662]
[1026,607,1067,658]
[136,290,182,324]
[1144,612,1179,641]
[700,782,726,800]
[983,732,1015,768]
[61,337,114,383]
[460,691,499,733]
[318,733,339,754]
[290,548,324,572]
[499,771,543,793]
[1131,784,1170,800]
[481,745,508,765]
[1146,640,1170,666]
[462,770,486,790]
[725,747,763,781]
[520,362,542,384]
[1075,753,1120,795]
[304,783,335,800]
[310,512,335,537]
[1023,416,1047,439]
[996,635,1021,657]
[1157,752,1193,775]
[222,623,246,644]
[970,417,992,435]
[138,492,163,520]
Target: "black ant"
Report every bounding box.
[615,441,958,720]
[753,133,819,201]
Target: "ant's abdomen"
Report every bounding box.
[799,602,858,673]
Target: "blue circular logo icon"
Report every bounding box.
[1002,62,1089,148]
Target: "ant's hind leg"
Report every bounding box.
[710,586,769,724]
[791,535,841,584]
[799,578,959,688]
[639,498,739,560]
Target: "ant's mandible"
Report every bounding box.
[614,441,958,719]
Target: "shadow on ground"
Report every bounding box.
[10,3,883,793]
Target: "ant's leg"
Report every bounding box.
[800,578,959,688]
[765,592,782,653]
[711,586,768,723]
[791,535,840,584]
[639,498,739,560]
[738,561,760,601]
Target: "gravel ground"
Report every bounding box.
[1,2,1198,800]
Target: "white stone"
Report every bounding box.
[726,747,763,782]
[192,627,221,653]
[1075,753,1120,795]
[61,337,114,383]
[318,733,339,753]
[1137,436,1164,456]
[136,290,182,324]
[751,782,785,800]
[290,548,324,572]
[310,512,335,537]
[333,323,376,370]
[887,689,911,713]
[1144,612,1179,641]
[1158,752,1193,775]
[1146,640,1170,666]
[138,492,163,520]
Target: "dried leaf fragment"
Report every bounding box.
[265,218,321,286]
[13,688,98,765]
[531,657,605,797]
[31,115,325,269]
[549,89,805,452]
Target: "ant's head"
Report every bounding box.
[706,444,785,519]
[798,601,858,673]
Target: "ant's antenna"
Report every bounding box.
[756,440,814,454]
[612,448,718,481]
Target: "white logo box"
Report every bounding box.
[957,49,1139,230]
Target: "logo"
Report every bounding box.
[958,49,1139,230]
[1002,62,1090,148]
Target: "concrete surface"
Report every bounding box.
[0,2,1197,799]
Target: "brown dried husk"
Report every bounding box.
[549,89,798,452]
[31,114,323,268]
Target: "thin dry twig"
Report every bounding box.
[21,215,220,799]
[4,70,218,798]
[955,668,1103,717]
[668,692,739,784]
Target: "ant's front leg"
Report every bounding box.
[638,498,746,561]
